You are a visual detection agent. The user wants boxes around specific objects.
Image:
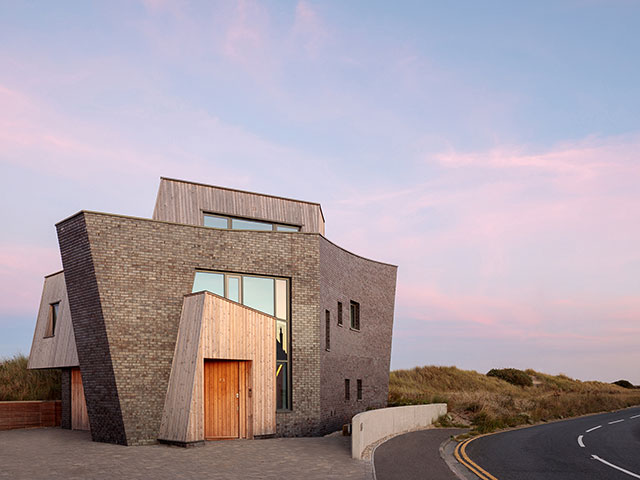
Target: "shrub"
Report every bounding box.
[487,368,533,387]
[613,380,636,389]
[0,354,61,401]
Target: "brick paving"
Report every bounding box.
[0,428,372,480]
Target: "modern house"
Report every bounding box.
[28,177,397,446]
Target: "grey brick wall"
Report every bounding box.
[57,212,323,444]
[318,237,397,434]
[57,214,127,445]
[60,368,71,430]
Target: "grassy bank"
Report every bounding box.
[0,354,60,401]
[389,366,640,434]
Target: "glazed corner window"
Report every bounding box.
[337,301,343,326]
[192,271,291,410]
[350,301,360,330]
[44,302,59,337]
[325,310,330,351]
[345,379,350,401]
[203,213,300,232]
[357,379,363,400]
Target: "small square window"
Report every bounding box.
[44,302,59,337]
[350,301,360,330]
[345,379,350,401]
[357,379,363,400]
[337,302,343,326]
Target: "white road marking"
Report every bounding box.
[609,419,624,425]
[630,414,640,419]
[577,435,585,447]
[586,425,602,433]
[592,455,640,479]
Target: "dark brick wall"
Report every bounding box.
[57,214,127,445]
[60,368,71,429]
[57,212,322,444]
[318,237,397,434]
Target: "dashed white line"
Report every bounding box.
[577,435,585,447]
[609,419,624,425]
[586,425,602,433]
[630,414,640,419]
[592,455,640,479]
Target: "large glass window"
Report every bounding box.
[203,213,300,232]
[192,270,291,410]
[243,276,274,316]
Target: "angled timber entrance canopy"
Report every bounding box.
[158,291,276,445]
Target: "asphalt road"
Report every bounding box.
[374,428,467,480]
[465,406,640,480]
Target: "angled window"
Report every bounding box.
[203,214,230,229]
[357,379,363,400]
[325,310,331,351]
[350,301,360,330]
[337,301,343,326]
[345,379,350,401]
[44,302,59,337]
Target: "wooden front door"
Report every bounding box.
[71,368,89,431]
[204,360,240,439]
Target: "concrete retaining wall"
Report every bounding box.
[351,403,447,459]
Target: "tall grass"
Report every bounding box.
[0,354,61,401]
[389,366,640,434]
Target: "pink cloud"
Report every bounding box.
[0,244,61,317]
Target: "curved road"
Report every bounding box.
[465,406,640,480]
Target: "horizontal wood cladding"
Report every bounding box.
[28,272,79,369]
[152,177,325,234]
[158,292,275,444]
[0,401,62,430]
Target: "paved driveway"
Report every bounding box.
[0,428,372,480]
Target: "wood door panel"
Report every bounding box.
[205,360,240,439]
[71,368,89,431]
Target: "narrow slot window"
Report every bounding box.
[345,379,350,401]
[337,302,343,326]
[325,310,331,351]
[357,379,363,400]
[45,302,59,337]
[350,301,360,330]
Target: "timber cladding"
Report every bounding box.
[28,272,79,370]
[57,211,321,445]
[158,292,275,445]
[152,177,325,235]
[0,401,62,430]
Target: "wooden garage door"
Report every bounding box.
[204,360,240,439]
[71,368,89,431]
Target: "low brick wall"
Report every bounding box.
[0,401,62,430]
[351,403,447,459]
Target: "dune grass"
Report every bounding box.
[389,366,640,434]
[0,353,61,401]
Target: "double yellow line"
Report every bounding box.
[454,435,499,480]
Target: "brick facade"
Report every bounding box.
[318,237,397,434]
[60,368,71,430]
[54,205,396,445]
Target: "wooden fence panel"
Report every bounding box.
[0,401,62,430]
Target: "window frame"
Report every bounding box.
[350,301,360,331]
[44,302,59,338]
[337,301,343,327]
[202,212,301,233]
[325,309,331,351]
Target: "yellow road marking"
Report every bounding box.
[454,436,499,480]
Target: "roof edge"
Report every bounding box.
[44,270,64,279]
[160,177,326,222]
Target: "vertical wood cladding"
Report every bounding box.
[318,237,397,435]
[58,211,321,445]
[56,213,127,445]
[152,177,325,235]
[28,272,79,369]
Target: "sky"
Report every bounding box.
[1,1,639,384]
